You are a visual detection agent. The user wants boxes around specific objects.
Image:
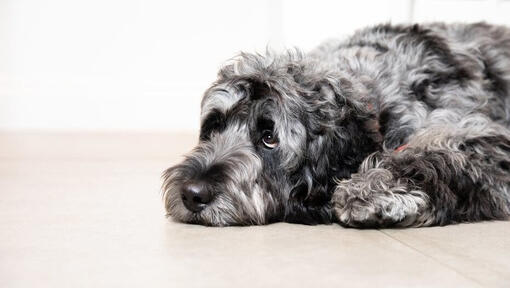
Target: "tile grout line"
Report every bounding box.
[377,229,485,287]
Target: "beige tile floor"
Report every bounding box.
[1,132,509,288]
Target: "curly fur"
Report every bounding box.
[163,22,510,227]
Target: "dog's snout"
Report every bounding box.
[181,182,212,212]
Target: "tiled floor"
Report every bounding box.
[1,132,509,287]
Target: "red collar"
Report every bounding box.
[394,144,408,152]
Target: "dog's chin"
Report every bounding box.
[168,207,251,227]
[165,189,253,227]
[167,205,227,227]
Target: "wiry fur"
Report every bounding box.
[163,22,510,227]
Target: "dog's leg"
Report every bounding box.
[333,122,510,228]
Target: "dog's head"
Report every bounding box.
[163,52,381,226]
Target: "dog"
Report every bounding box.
[163,22,510,227]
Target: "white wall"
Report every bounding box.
[1,0,509,132]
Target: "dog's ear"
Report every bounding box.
[284,74,383,224]
[300,75,383,176]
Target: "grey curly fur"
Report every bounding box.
[163,22,510,227]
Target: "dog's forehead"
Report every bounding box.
[201,85,245,120]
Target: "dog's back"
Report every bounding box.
[430,22,510,122]
[310,23,510,148]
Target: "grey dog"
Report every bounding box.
[163,23,510,227]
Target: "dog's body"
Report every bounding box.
[164,23,510,227]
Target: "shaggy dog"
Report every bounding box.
[163,23,510,227]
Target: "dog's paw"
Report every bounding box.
[332,169,430,228]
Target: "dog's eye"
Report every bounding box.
[261,130,278,149]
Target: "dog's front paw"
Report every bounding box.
[332,169,429,228]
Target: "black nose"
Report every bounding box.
[181,182,212,212]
